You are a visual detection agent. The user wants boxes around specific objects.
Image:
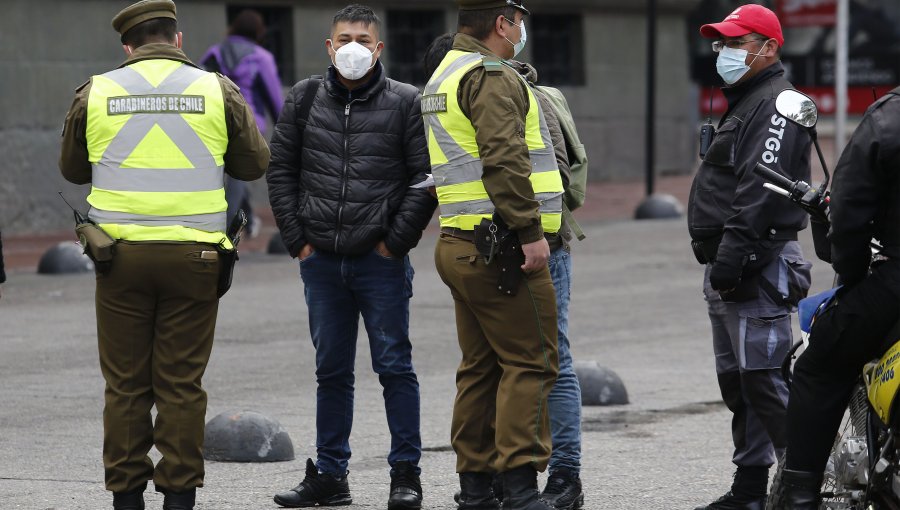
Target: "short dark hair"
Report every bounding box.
[423,33,456,80]
[457,7,518,41]
[333,4,381,32]
[229,9,266,43]
[121,17,178,47]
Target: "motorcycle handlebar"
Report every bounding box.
[754,163,795,191]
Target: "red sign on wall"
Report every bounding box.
[776,0,836,27]
[699,86,894,116]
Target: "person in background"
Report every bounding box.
[201,9,283,232]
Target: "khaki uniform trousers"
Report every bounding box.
[434,234,559,474]
[96,242,219,493]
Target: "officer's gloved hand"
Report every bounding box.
[709,259,742,291]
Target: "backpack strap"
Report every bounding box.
[562,203,586,241]
[297,75,323,138]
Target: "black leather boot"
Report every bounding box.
[458,472,500,510]
[500,466,554,510]
[161,487,195,510]
[388,460,423,510]
[112,482,146,510]
[776,469,822,510]
[694,466,767,510]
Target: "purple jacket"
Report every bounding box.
[201,35,284,134]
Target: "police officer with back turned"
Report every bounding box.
[424,1,560,508]
[688,5,812,509]
[59,1,268,508]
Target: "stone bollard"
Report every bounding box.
[267,232,289,255]
[574,360,629,406]
[203,410,294,462]
[634,193,684,220]
[37,242,94,274]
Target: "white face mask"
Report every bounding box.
[715,40,770,85]
[503,17,527,57]
[332,41,376,81]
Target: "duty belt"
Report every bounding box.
[440,227,476,242]
[691,228,798,265]
[440,227,562,250]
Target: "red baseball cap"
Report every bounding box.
[700,4,784,47]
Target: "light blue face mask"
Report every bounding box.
[503,17,527,57]
[716,41,769,85]
[716,47,751,85]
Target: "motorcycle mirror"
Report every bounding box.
[775,89,831,191]
[775,89,818,129]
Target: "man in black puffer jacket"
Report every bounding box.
[267,5,436,510]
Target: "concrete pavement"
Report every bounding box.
[0,217,834,509]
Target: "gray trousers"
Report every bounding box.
[703,241,811,467]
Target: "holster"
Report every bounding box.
[216,209,248,298]
[215,245,238,298]
[474,216,526,296]
[76,221,116,274]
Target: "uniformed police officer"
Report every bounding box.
[771,88,900,510]
[424,1,560,509]
[59,1,268,509]
[687,5,813,510]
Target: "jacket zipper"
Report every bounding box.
[334,100,355,252]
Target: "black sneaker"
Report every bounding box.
[541,469,584,510]
[693,491,765,510]
[273,458,352,508]
[388,460,422,510]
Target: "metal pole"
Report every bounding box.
[645,0,656,197]
[835,0,849,161]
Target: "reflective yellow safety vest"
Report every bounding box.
[422,50,563,232]
[86,59,229,245]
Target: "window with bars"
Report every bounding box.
[386,9,447,86]
[531,14,585,87]
[225,5,295,85]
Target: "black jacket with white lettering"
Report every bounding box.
[688,62,811,271]
[829,88,900,286]
[267,63,437,258]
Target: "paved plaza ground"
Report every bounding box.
[0,205,835,509]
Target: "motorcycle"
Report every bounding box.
[758,89,900,510]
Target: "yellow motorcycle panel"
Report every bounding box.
[867,340,900,423]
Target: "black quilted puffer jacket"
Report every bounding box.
[267,63,436,258]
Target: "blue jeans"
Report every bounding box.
[548,247,582,474]
[299,248,422,475]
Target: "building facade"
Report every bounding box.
[1,0,700,233]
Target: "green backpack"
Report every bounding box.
[536,85,589,240]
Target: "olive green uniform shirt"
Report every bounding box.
[60,43,269,185]
[453,34,544,244]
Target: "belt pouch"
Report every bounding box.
[76,222,116,274]
[474,219,497,262]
